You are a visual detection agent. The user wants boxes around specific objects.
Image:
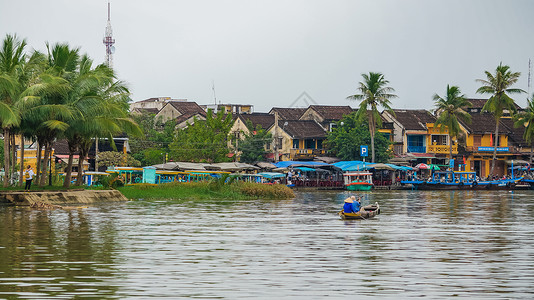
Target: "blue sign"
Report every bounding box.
[478,147,509,152]
[360,145,368,157]
[449,159,455,169]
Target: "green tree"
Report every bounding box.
[433,85,472,160]
[514,93,534,163]
[97,151,141,167]
[0,34,26,186]
[325,112,391,162]
[237,121,273,164]
[347,72,396,163]
[476,63,525,176]
[129,113,174,166]
[169,109,233,162]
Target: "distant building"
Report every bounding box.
[268,120,327,161]
[201,103,253,114]
[299,105,354,132]
[155,101,207,129]
[268,107,307,120]
[130,97,187,113]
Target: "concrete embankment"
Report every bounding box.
[0,189,128,207]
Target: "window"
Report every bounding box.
[293,139,299,149]
[317,139,323,149]
[431,135,447,145]
[407,135,425,153]
[305,139,316,149]
[473,135,481,147]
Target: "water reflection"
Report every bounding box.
[0,206,120,298]
[0,190,534,298]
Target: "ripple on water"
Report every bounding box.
[1,190,534,298]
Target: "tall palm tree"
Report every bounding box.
[476,63,525,176]
[347,72,397,162]
[0,34,26,187]
[514,93,534,164]
[433,85,472,161]
[61,56,141,187]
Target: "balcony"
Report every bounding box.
[407,146,426,153]
[427,144,457,154]
[289,148,326,160]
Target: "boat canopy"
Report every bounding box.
[332,161,373,171]
[257,172,286,179]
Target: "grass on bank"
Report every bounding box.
[117,181,295,201]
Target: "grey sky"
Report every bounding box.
[1,0,533,112]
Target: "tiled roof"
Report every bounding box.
[52,139,70,155]
[391,109,436,131]
[174,112,206,125]
[466,98,522,110]
[307,105,353,120]
[465,99,488,109]
[280,120,326,139]
[169,101,206,115]
[131,107,159,114]
[269,107,307,120]
[500,117,527,145]
[238,113,275,130]
[459,112,501,134]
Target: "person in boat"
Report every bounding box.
[343,196,364,213]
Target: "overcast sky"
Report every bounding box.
[1,0,533,112]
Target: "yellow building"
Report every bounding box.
[459,112,513,178]
[269,120,326,161]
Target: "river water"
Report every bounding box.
[1,190,534,299]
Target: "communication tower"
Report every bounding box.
[103,1,115,67]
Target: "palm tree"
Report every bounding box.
[476,63,525,176]
[433,85,472,161]
[0,34,27,187]
[347,72,397,162]
[61,56,141,187]
[514,93,534,164]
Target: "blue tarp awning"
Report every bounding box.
[332,161,373,171]
[386,164,413,171]
[257,172,286,179]
[274,161,330,168]
[294,167,316,172]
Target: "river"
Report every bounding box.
[1,190,534,299]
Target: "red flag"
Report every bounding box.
[490,134,493,146]
[463,156,466,165]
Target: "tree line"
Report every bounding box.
[0,34,141,188]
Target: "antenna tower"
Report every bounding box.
[103,1,115,67]
[528,58,532,97]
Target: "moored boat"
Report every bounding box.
[401,170,523,190]
[339,203,380,220]
[343,172,373,191]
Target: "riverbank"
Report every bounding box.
[0,189,127,207]
[117,182,295,200]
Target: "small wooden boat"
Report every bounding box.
[339,202,380,220]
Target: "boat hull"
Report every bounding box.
[346,183,372,191]
[339,203,380,220]
[401,179,522,190]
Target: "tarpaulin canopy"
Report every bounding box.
[332,161,373,171]
[386,163,413,171]
[368,163,395,171]
[257,172,286,179]
[275,161,341,172]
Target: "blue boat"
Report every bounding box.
[401,171,523,190]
